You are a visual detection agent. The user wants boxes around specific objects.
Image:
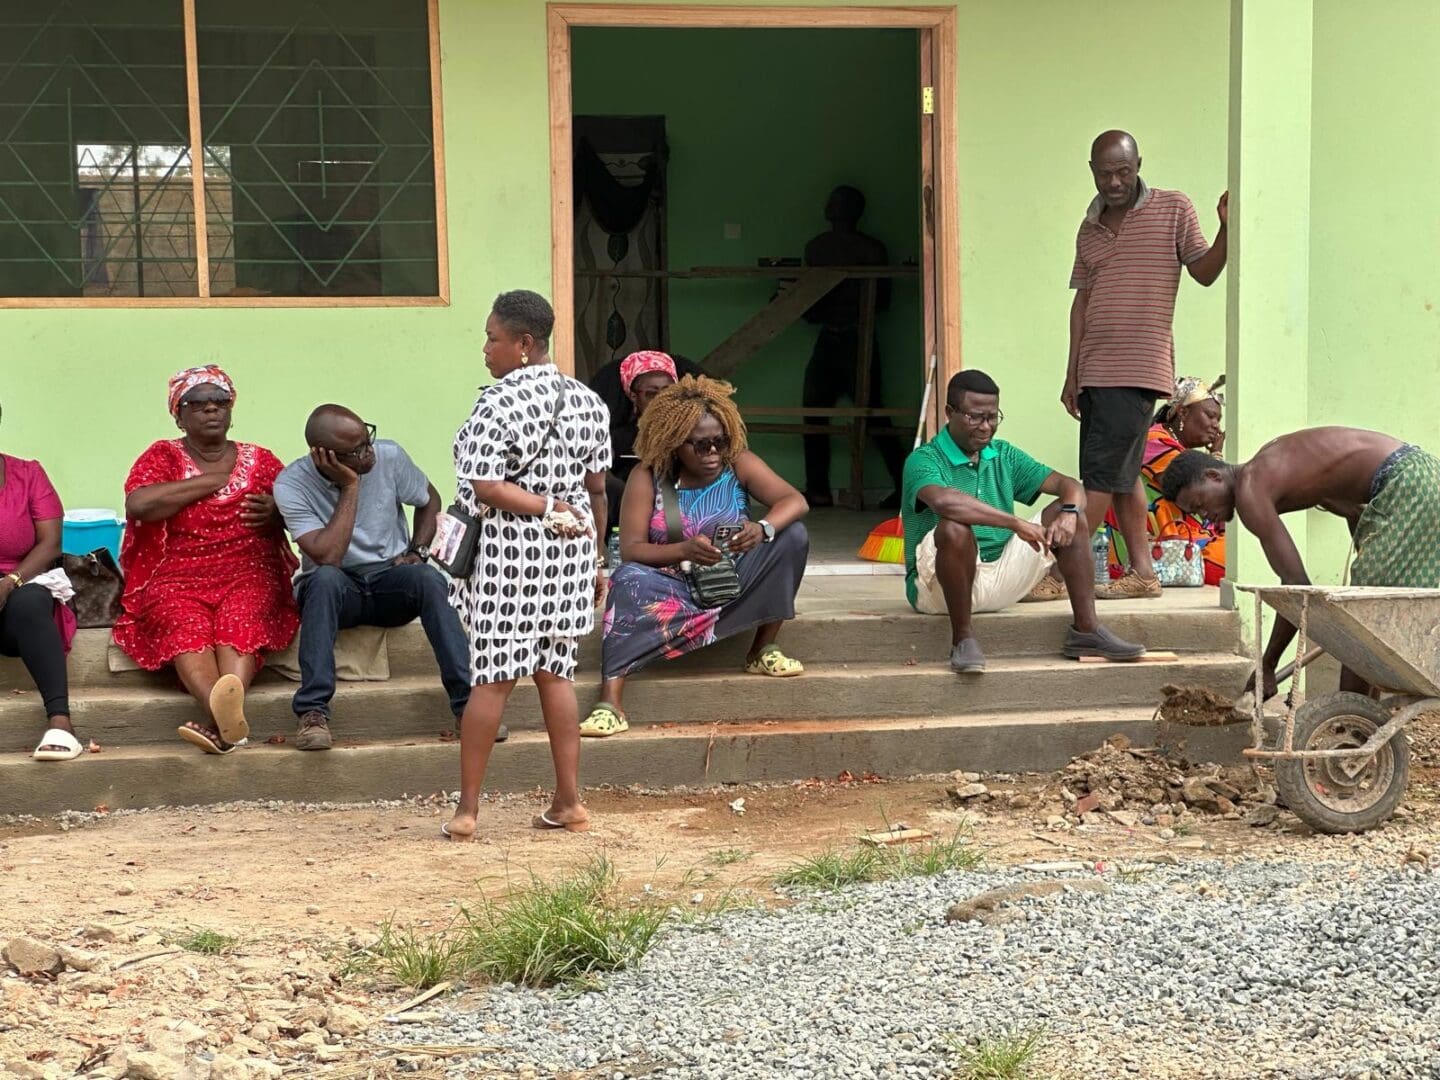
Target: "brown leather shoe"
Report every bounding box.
[1021,574,1068,603]
[294,711,333,751]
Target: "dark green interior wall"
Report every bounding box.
[571,26,923,493]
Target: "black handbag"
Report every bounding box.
[659,477,742,608]
[431,376,569,578]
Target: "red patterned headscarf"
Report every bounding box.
[168,365,236,417]
[620,350,678,395]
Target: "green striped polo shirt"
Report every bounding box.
[901,428,1053,608]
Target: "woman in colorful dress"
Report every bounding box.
[1101,374,1227,588]
[444,291,611,840]
[0,415,80,761]
[581,375,810,737]
[115,366,299,754]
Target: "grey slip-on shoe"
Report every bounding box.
[949,637,987,674]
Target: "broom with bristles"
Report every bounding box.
[858,355,938,563]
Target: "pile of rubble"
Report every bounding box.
[949,734,1281,830]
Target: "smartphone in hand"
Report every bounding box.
[713,523,743,553]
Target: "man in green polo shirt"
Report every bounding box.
[903,369,1146,673]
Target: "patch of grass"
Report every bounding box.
[949,1028,1048,1080]
[461,855,665,989]
[1114,864,1151,885]
[368,917,467,991]
[775,847,884,889]
[709,848,754,866]
[174,929,238,956]
[777,829,983,890]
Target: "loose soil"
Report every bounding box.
[4,741,1439,1080]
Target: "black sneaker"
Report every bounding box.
[949,637,987,673]
[1063,625,1146,661]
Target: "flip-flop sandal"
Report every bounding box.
[32,728,83,762]
[745,645,804,678]
[176,723,234,755]
[533,811,591,833]
[209,674,249,745]
[579,703,629,737]
[440,820,474,842]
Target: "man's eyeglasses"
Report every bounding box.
[686,435,731,456]
[335,423,378,461]
[954,408,1003,428]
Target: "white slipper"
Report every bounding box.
[32,728,83,762]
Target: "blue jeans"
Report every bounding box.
[293,562,470,720]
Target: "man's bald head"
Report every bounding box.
[1088,130,1142,209]
[1090,129,1139,163]
[305,404,366,448]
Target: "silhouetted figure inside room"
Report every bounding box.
[801,184,907,509]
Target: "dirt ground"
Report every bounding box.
[4,739,1439,1079]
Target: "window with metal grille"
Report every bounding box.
[0,0,445,304]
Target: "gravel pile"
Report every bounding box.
[401,860,1440,1080]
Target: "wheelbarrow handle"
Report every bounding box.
[1274,646,1326,686]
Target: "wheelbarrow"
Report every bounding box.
[1238,585,1440,834]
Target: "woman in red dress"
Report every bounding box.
[114,366,299,753]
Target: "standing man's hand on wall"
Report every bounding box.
[1217,191,1229,226]
[1060,374,1081,421]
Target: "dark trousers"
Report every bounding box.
[0,584,69,717]
[802,327,907,496]
[293,563,471,720]
[604,468,627,535]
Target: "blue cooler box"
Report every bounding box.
[63,510,123,560]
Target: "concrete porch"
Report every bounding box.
[0,572,1249,816]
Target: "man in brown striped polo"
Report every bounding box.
[1041,130,1228,601]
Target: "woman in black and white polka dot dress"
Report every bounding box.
[443,291,611,840]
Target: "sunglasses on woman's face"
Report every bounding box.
[686,435,730,457]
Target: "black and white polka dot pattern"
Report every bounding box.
[469,635,579,685]
[448,365,611,684]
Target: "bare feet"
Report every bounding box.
[442,811,477,841]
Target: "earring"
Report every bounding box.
[1177,415,1186,434]
[521,353,530,366]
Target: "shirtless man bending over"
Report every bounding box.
[1161,429,1440,698]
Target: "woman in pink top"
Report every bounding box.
[0,436,79,761]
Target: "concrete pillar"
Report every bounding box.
[1224,0,1313,601]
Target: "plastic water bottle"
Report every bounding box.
[606,528,622,569]
[1091,531,1110,585]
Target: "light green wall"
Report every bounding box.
[5,0,1230,518]
[1306,0,1440,582]
[571,26,922,493]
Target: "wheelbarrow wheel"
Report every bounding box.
[1275,692,1408,835]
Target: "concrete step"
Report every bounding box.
[0,653,1251,754]
[0,709,1255,816]
[1,584,1238,691]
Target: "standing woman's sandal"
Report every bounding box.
[579,702,629,737]
[745,645,804,677]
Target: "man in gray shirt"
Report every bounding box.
[274,405,486,750]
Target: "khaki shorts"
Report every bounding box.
[914,514,1054,616]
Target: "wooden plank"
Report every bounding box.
[748,423,908,438]
[181,0,209,298]
[0,296,450,309]
[918,27,937,438]
[428,0,451,305]
[575,266,916,280]
[548,5,951,30]
[1076,651,1181,665]
[700,268,845,378]
[935,9,961,397]
[859,827,933,847]
[547,5,575,372]
[744,406,911,418]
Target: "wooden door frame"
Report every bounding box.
[547,1,960,419]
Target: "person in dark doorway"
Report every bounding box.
[1163,430,1440,699]
[1042,130,1228,603]
[273,406,476,751]
[588,350,703,533]
[802,184,907,509]
[903,369,1145,673]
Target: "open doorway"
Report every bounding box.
[549,5,959,557]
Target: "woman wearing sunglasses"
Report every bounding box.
[581,376,810,737]
[114,365,298,754]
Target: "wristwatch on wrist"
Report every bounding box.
[1060,504,1080,515]
[4,572,22,588]
[406,544,429,563]
[758,519,776,544]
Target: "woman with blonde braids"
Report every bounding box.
[581,376,810,736]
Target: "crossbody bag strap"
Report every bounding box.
[509,374,568,483]
[658,477,684,543]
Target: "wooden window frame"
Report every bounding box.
[546,1,961,419]
[1,0,450,309]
